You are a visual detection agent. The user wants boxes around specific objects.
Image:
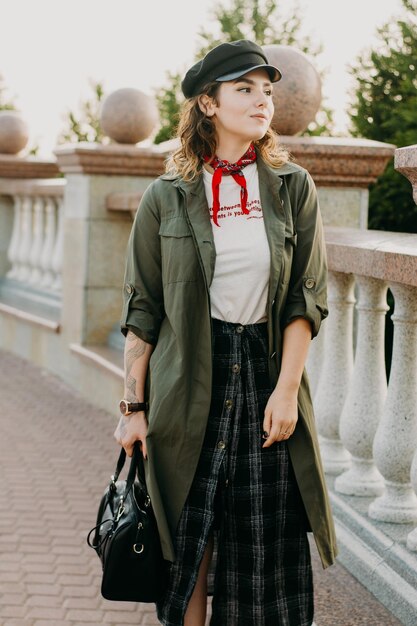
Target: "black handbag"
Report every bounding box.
[87,442,167,602]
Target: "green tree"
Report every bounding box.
[58,80,107,145]
[154,0,334,144]
[348,0,417,233]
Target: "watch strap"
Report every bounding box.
[126,401,148,412]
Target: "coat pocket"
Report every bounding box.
[158,217,200,283]
[158,216,193,238]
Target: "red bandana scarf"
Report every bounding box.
[203,143,257,227]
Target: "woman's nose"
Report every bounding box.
[255,91,268,107]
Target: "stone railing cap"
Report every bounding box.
[282,135,396,153]
[325,226,417,287]
[54,142,167,176]
[0,154,59,179]
[53,137,396,187]
[395,144,417,167]
[0,178,65,196]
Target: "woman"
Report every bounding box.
[115,39,337,626]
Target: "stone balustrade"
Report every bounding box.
[317,225,417,623]
[322,228,417,521]
[0,179,65,293]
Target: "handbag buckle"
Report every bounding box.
[116,497,125,522]
[109,475,117,493]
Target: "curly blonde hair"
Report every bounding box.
[165,81,289,181]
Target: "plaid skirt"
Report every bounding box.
[156,318,313,626]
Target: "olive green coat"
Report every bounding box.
[120,156,338,569]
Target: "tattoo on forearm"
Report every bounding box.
[126,333,146,362]
[126,373,137,402]
[125,331,147,401]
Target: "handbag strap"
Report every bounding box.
[112,442,147,497]
[111,441,145,481]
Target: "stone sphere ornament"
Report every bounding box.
[100,88,159,144]
[263,45,322,136]
[0,111,29,154]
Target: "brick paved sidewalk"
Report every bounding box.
[0,349,403,626]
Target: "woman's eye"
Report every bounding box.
[237,87,273,96]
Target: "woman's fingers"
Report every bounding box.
[114,414,148,459]
[123,437,147,460]
[262,411,272,437]
[262,419,296,447]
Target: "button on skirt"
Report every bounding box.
[156,318,313,626]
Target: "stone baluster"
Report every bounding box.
[6,195,23,279]
[51,197,64,291]
[314,270,355,473]
[15,195,33,282]
[335,276,388,496]
[369,283,417,523]
[39,197,58,289]
[28,196,45,285]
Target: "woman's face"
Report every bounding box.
[201,68,274,144]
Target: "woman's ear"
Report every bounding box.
[198,94,216,117]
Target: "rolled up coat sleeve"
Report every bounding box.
[120,184,164,345]
[280,171,328,339]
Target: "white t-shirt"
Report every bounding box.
[203,162,270,324]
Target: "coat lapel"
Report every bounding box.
[256,158,286,307]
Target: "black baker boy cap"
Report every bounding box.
[181,39,282,99]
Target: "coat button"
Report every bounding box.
[304,278,315,289]
[236,325,244,334]
[231,363,241,374]
[225,399,233,409]
[217,440,226,450]
[125,283,133,294]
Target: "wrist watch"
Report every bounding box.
[119,399,148,416]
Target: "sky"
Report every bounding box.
[0,0,404,157]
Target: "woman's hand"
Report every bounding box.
[262,387,298,448]
[113,411,148,459]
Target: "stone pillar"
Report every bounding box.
[280,135,395,229]
[335,276,388,496]
[314,270,355,473]
[369,282,417,523]
[54,144,165,347]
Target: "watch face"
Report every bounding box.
[119,400,128,414]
